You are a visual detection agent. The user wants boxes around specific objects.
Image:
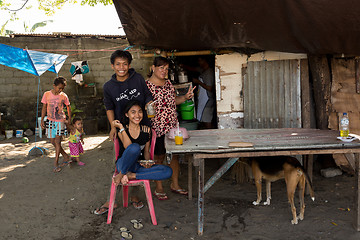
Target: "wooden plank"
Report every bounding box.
[188,154,193,200]
[303,155,314,195]
[331,92,360,112]
[300,59,311,128]
[204,158,238,193]
[331,58,356,94]
[354,153,360,231]
[197,159,205,236]
[355,58,360,94]
[194,148,360,159]
[328,112,339,130]
[228,142,254,148]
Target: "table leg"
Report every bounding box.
[197,158,204,236]
[303,155,313,195]
[354,153,360,231]
[204,158,238,193]
[188,154,193,200]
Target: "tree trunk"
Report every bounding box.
[308,55,332,130]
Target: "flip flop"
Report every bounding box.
[171,188,188,195]
[130,219,144,230]
[93,206,109,215]
[130,200,144,210]
[53,166,61,173]
[60,160,70,167]
[120,227,133,239]
[154,190,169,200]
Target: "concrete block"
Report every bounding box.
[2,71,14,78]
[99,71,113,77]
[90,64,105,71]
[14,71,32,77]
[320,168,343,178]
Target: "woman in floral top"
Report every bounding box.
[146,57,195,200]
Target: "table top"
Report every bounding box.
[165,128,360,154]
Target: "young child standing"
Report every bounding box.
[67,117,85,166]
[40,76,71,173]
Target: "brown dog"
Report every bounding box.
[249,156,315,224]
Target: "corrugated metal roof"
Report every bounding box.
[10,33,126,39]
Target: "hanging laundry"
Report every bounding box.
[70,61,89,85]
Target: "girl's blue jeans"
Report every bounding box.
[115,143,172,180]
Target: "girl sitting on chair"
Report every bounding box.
[112,100,172,186]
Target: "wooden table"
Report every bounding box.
[165,128,360,235]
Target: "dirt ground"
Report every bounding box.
[1,133,360,240]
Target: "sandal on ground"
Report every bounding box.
[170,188,188,195]
[130,200,144,210]
[53,166,61,173]
[120,227,133,239]
[93,206,109,215]
[77,161,85,166]
[153,190,169,200]
[130,219,144,230]
[60,162,68,167]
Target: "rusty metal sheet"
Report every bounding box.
[244,60,301,129]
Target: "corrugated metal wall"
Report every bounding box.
[243,59,302,128]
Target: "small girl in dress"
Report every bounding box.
[68,117,85,166]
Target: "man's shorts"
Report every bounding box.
[46,120,67,139]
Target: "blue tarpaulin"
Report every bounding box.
[0,43,67,76]
[0,43,68,155]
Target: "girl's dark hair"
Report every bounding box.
[54,76,67,86]
[110,50,132,65]
[148,56,170,77]
[121,100,142,125]
[72,117,82,125]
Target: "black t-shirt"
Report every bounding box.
[118,125,151,160]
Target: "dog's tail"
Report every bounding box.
[302,169,315,201]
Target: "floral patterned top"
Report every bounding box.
[146,79,178,137]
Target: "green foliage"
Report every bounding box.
[23,122,30,129]
[64,103,84,121]
[30,20,53,32]
[1,120,11,130]
[1,0,113,16]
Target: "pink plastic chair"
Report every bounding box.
[107,129,157,225]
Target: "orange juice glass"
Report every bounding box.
[175,135,183,145]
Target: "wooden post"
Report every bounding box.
[308,55,332,130]
[303,155,313,195]
[204,158,238,193]
[188,154,193,200]
[355,58,360,94]
[354,153,360,231]
[197,158,205,236]
[300,59,311,128]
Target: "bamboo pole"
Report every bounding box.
[140,50,233,58]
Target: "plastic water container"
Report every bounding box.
[179,100,194,120]
[339,112,349,137]
[16,129,23,138]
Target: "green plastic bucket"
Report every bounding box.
[180,100,194,120]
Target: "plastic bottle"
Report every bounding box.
[339,112,349,137]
